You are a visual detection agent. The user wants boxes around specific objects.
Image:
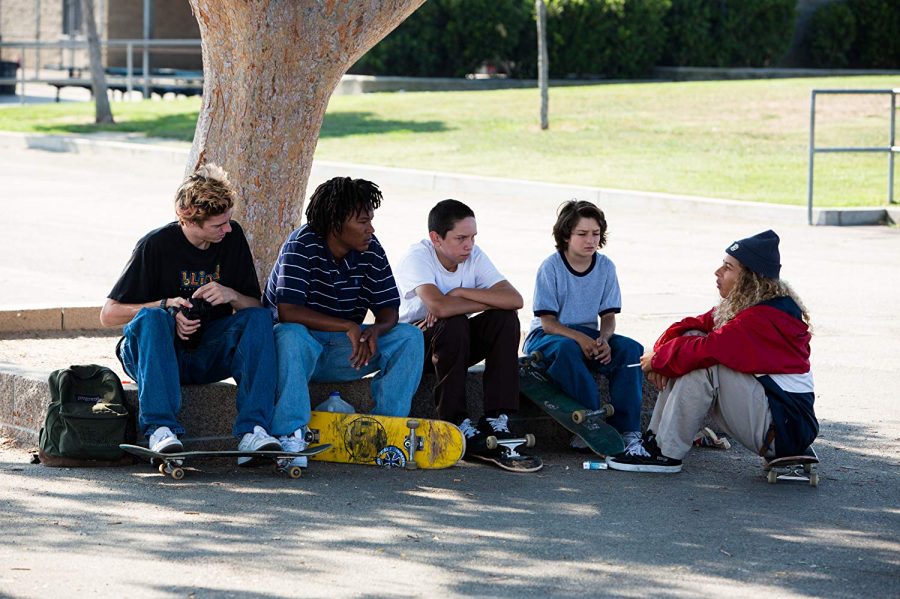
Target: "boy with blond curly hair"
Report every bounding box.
[101,164,282,460]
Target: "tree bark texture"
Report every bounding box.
[187,0,426,281]
[536,0,549,130]
[82,0,114,124]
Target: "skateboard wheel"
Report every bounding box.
[404,461,419,471]
[603,404,615,418]
[572,410,587,424]
[803,464,812,474]
[525,433,536,448]
[288,466,302,479]
[406,419,420,430]
[530,350,544,363]
[158,464,167,475]
[809,472,819,487]
[171,467,185,480]
[485,436,498,450]
[767,470,777,484]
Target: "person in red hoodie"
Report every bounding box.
[608,230,818,473]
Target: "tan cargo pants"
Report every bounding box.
[649,364,775,460]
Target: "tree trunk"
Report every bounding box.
[187,0,426,282]
[82,0,114,124]
[536,0,549,130]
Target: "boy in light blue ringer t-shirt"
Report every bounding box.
[523,200,648,459]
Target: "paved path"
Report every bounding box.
[1,145,899,598]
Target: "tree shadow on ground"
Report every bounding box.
[0,419,896,597]
[28,110,448,142]
[320,111,449,138]
[33,112,198,141]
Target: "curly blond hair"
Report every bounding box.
[714,267,811,330]
[174,163,235,225]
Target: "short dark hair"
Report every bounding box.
[305,177,382,237]
[552,200,608,252]
[428,199,475,238]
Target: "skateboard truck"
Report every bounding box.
[405,419,420,470]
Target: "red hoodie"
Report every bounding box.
[651,298,811,379]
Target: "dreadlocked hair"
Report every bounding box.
[305,177,382,236]
[175,163,235,225]
[714,267,811,330]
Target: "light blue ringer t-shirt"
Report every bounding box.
[528,251,621,335]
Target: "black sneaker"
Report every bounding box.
[478,414,517,441]
[607,436,682,473]
[458,418,489,457]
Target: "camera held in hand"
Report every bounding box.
[168,297,213,350]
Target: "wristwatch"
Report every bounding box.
[160,298,167,310]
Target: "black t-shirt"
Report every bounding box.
[108,221,261,322]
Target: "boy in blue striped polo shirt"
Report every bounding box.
[263,177,424,468]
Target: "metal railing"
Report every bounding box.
[0,39,201,102]
[807,88,898,225]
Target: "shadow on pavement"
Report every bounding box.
[0,420,896,596]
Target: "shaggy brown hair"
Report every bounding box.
[174,163,236,225]
[552,200,608,252]
[714,266,811,330]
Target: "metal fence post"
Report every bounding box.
[890,90,896,205]
[807,91,816,226]
[126,41,133,99]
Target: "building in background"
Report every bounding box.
[0,0,200,73]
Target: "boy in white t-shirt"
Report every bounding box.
[395,199,526,459]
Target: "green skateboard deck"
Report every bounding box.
[519,355,625,457]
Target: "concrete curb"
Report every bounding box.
[1,131,890,226]
[0,305,102,332]
[0,360,659,453]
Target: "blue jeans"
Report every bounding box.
[118,307,278,439]
[270,322,424,436]
[523,326,643,433]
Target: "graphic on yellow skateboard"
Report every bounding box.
[307,411,465,469]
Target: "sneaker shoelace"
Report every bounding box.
[624,435,651,458]
[458,419,479,439]
[485,414,511,433]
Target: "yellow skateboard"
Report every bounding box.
[307,411,465,469]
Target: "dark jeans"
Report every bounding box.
[421,310,521,423]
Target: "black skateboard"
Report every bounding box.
[467,437,543,473]
[763,446,819,487]
[120,443,332,480]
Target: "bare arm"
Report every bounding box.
[417,280,523,320]
[192,281,261,310]
[100,298,172,327]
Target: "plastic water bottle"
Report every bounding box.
[319,391,355,414]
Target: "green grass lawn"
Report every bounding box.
[1,75,897,206]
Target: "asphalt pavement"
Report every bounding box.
[0,142,898,598]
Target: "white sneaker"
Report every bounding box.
[279,427,310,468]
[149,426,183,454]
[237,425,282,465]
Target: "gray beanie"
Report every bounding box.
[725,230,781,279]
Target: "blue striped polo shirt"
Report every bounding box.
[263,224,400,324]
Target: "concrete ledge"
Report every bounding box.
[0,362,660,453]
[0,305,104,333]
[813,207,890,226]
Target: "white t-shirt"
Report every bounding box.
[395,240,507,323]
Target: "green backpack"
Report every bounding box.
[38,365,131,465]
